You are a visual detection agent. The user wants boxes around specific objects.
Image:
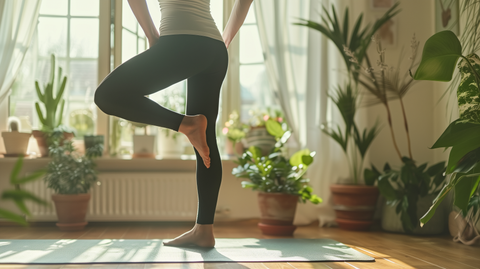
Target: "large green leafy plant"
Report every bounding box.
[294,4,399,184]
[0,157,48,226]
[412,30,480,226]
[44,132,102,194]
[367,157,446,233]
[232,119,322,204]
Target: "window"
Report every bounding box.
[6,0,273,158]
[238,5,274,122]
[10,0,100,138]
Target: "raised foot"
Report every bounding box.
[179,114,210,168]
[163,224,215,248]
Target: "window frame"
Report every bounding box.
[2,0,249,158]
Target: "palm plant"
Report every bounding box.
[294,4,399,184]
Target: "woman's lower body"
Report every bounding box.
[94,34,228,247]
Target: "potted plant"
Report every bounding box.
[84,134,104,157]
[129,121,156,158]
[1,116,31,157]
[44,132,101,231]
[222,110,247,157]
[232,119,322,236]
[33,54,73,157]
[0,157,48,226]
[294,4,399,230]
[156,87,186,157]
[412,26,480,241]
[244,108,284,156]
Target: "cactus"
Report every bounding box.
[35,54,67,132]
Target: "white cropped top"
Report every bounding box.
[157,0,223,42]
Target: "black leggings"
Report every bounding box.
[94,34,229,224]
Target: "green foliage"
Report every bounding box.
[413,31,463,81]
[413,30,480,226]
[35,54,67,133]
[366,157,446,233]
[294,3,400,79]
[232,131,321,204]
[295,3,395,184]
[44,132,101,194]
[0,157,48,226]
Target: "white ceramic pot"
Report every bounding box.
[381,194,447,235]
[132,134,156,158]
[158,131,185,158]
[1,131,31,156]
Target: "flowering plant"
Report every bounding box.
[247,108,284,128]
[222,110,249,143]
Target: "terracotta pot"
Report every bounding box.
[51,193,90,231]
[225,139,244,157]
[330,184,379,231]
[32,130,75,157]
[257,192,298,236]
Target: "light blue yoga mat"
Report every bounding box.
[0,238,374,264]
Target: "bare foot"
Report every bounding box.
[179,115,210,168]
[163,224,215,248]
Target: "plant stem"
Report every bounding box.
[399,97,413,159]
[384,102,403,162]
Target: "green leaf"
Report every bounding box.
[0,208,27,226]
[265,119,285,138]
[248,146,262,161]
[454,174,480,215]
[414,31,463,81]
[453,148,480,174]
[426,161,446,177]
[290,149,311,167]
[302,155,314,166]
[1,190,49,206]
[9,157,23,185]
[420,184,451,226]
[364,167,380,186]
[241,181,257,189]
[431,119,480,149]
[448,143,480,174]
[378,173,397,201]
[13,170,46,185]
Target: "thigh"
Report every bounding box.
[97,35,217,97]
[186,43,228,118]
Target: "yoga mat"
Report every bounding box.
[0,238,374,264]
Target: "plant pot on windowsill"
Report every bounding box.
[1,131,31,157]
[32,130,74,157]
[84,135,104,156]
[132,134,156,158]
[330,184,380,231]
[158,130,184,158]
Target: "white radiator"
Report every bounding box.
[24,172,198,221]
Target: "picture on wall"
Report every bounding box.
[435,0,459,35]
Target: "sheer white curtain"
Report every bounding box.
[254,0,346,226]
[0,0,42,123]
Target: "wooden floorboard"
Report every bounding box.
[0,219,479,269]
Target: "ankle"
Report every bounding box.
[178,116,194,135]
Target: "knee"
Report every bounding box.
[94,86,112,115]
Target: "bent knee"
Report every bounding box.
[94,86,113,115]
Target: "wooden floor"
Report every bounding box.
[0,219,479,269]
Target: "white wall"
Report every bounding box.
[357,0,453,170]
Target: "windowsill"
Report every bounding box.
[0,154,237,172]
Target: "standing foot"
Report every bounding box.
[163,223,215,248]
[179,114,210,168]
